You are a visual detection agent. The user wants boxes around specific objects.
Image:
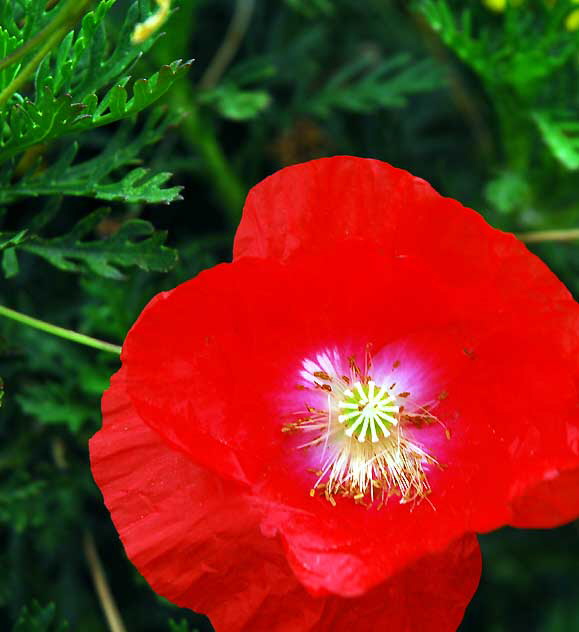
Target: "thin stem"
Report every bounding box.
[199,0,256,90]
[173,83,246,226]
[147,1,246,225]
[408,8,494,161]
[0,305,122,355]
[0,0,92,108]
[52,440,126,632]
[517,228,579,243]
[83,531,128,632]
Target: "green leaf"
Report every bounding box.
[86,59,193,127]
[0,230,27,277]
[417,0,579,91]
[0,26,23,91]
[11,602,68,632]
[22,208,178,279]
[2,248,19,277]
[0,60,192,164]
[0,111,184,205]
[0,89,88,164]
[16,382,93,432]
[306,53,443,118]
[4,162,183,205]
[0,229,28,250]
[201,86,271,121]
[533,111,579,170]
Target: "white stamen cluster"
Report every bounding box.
[284,350,440,508]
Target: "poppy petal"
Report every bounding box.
[234,156,569,302]
[90,369,481,631]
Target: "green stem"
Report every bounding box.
[0,0,92,108]
[175,83,246,227]
[0,305,122,355]
[148,1,246,226]
[492,87,534,172]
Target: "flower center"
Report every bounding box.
[338,380,399,443]
[283,350,443,509]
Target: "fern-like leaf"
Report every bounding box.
[0,110,183,205]
[20,208,177,279]
[0,59,192,164]
[307,53,443,118]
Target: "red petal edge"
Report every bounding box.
[90,369,481,632]
[234,156,570,300]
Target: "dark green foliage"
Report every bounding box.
[418,0,579,88]
[307,54,443,118]
[168,620,200,632]
[21,210,177,279]
[0,58,192,163]
[0,0,188,286]
[11,602,68,632]
[0,111,184,208]
[1,0,579,630]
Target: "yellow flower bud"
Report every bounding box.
[483,0,507,11]
[566,8,579,31]
[483,0,525,11]
[131,0,171,44]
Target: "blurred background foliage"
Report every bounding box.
[0,0,578,630]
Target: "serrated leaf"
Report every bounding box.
[0,111,183,206]
[22,209,178,279]
[0,60,192,164]
[307,53,443,118]
[0,89,88,163]
[88,59,193,125]
[95,168,182,204]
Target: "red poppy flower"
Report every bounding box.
[90,156,579,631]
